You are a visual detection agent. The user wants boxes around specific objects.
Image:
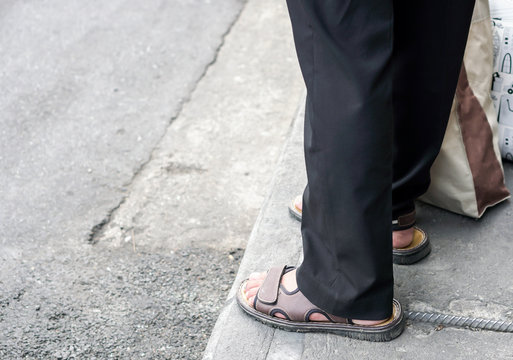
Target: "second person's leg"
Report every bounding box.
[391,0,476,224]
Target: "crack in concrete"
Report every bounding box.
[163,161,207,174]
[86,1,249,245]
[87,196,127,244]
[263,329,275,360]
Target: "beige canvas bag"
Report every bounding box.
[419,0,510,218]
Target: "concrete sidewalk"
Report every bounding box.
[204,101,513,358]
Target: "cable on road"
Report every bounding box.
[405,310,513,333]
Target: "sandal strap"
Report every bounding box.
[254,265,350,323]
[257,265,287,304]
[392,209,416,231]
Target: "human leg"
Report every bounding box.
[391,0,476,221]
[239,0,476,331]
[289,195,417,249]
[289,0,396,320]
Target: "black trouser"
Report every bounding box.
[287,0,476,319]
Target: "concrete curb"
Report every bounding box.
[204,96,513,358]
[203,103,513,359]
[202,93,307,360]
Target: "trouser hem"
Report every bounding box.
[296,264,394,321]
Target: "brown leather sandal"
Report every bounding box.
[288,195,431,265]
[236,265,406,342]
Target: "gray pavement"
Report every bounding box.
[0,0,304,358]
[204,105,513,359]
[0,0,244,254]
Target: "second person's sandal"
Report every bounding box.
[288,195,431,265]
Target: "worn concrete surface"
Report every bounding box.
[0,0,244,255]
[95,0,303,252]
[204,104,513,359]
[0,0,303,358]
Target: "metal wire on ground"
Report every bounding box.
[405,311,513,333]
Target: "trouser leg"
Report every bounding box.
[287,0,395,320]
[286,0,475,320]
[391,0,476,221]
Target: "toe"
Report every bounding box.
[295,196,302,211]
[245,278,264,291]
[245,286,259,300]
[244,271,267,307]
[249,272,266,280]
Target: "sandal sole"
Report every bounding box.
[236,281,406,342]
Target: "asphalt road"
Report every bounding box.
[0,0,246,358]
[0,0,304,358]
[0,0,244,261]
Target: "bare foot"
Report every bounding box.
[244,268,386,325]
[294,197,414,249]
